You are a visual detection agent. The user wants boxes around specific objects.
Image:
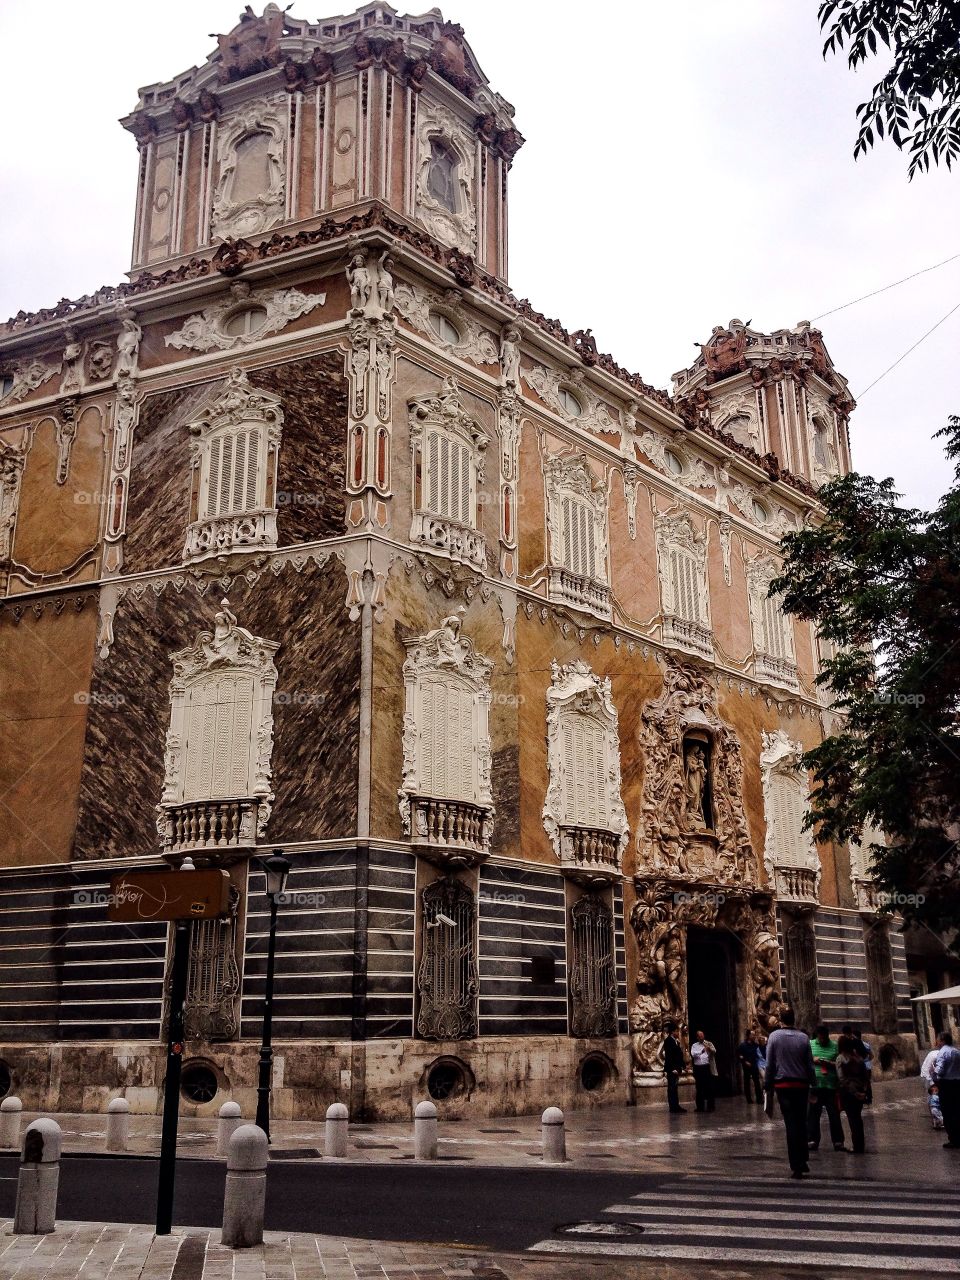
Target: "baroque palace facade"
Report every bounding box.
[0,3,916,1119]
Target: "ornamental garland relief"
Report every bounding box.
[211,99,286,241]
[393,282,498,365]
[523,363,620,436]
[165,283,327,353]
[415,102,477,254]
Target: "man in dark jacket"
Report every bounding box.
[662,1022,687,1114]
[764,1007,817,1178]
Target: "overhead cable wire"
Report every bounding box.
[812,251,960,321]
[856,298,960,398]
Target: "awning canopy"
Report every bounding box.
[912,985,960,1003]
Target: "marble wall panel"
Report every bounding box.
[73,560,359,860]
[0,596,98,866]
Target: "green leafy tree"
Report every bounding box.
[819,0,960,177]
[771,416,960,933]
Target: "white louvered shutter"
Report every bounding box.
[205,425,263,519]
[769,772,807,867]
[561,713,609,828]
[182,671,256,800]
[419,675,474,800]
[561,497,596,579]
[762,593,791,660]
[670,549,703,624]
[425,430,473,527]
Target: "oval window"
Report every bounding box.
[663,449,684,476]
[222,306,268,338]
[752,499,769,524]
[559,387,582,417]
[428,311,461,345]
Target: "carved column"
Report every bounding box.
[345,242,395,534]
[782,907,820,1033]
[103,374,139,576]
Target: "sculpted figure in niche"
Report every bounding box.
[424,609,465,667]
[500,325,521,389]
[374,251,395,316]
[116,314,142,377]
[60,330,84,396]
[347,247,395,320]
[347,251,373,314]
[683,739,710,831]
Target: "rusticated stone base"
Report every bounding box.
[0,1035,632,1121]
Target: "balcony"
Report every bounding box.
[754,652,800,692]
[548,568,612,618]
[183,510,278,562]
[853,877,882,913]
[662,614,714,661]
[409,795,493,867]
[161,798,261,856]
[411,513,486,571]
[772,864,819,905]
[558,825,622,883]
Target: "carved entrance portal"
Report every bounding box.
[686,926,739,1094]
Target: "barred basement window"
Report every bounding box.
[569,894,617,1038]
[183,888,241,1042]
[417,877,478,1040]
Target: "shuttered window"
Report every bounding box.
[767,772,808,868]
[204,425,263,519]
[182,671,256,801]
[669,548,705,623]
[561,496,597,579]
[761,592,791,659]
[419,674,475,800]
[424,429,473,527]
[560,712,609,828]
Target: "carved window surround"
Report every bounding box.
[158,600,279,858]
[524,364,620,437]
[544,453,610,621]
[210,98,286,241]
[409,377,488,573]
[393,281,498,365]
[543,660,628,883]
[415,101,477,255]
[759,729,820,904]
[399,613,494,867]
[165,283,326,354]
[746,556,798,691]
[655,509,713,660]
[183,369,283,563]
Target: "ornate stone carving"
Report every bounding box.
[622,465,640,540]
[639,430,715,491]
[746,557,798,690]
[850,822,885,912]
[115,312,141,378]
[59,330,84,396]
[524,363,619,436]
[55,402,78,486]
[158,598,280,846]
[393,281,498,364]
[409,377,488,572]
[183,368,283,563]
[654,509,712,659]
[759,729,820,901]
[700,319,748,379]
[415,101,477,254]
[711,386,761,447]
[500,324,521,389]
[805,386,841,486]
[0,439,25,563]
[210,98,286,240]
[347,245,396,321]
[543,660,628,879]
[716,467,799,537]
[544,452,610,615]
[783,908,820,1032]
[86,341,115,383]
[165,282,326,352]
[399,611,494,864]
[637,658,757,886]
[0,357,61,405]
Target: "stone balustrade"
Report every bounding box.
[773,864,819,904]
[411,513,486,571]
[411,795,492,864]
[662,614,714,661]
[754,652,800,692]
[558,825,621,879]
[161,797,260,854]
[183,509,278,562]
[548,567,612,618]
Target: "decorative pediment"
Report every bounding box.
[401,611,494,690]
[409,376,487,455]
[188,367,283,451]
[415,101,477,254]
[636,657,757,885]
[544,451,608,513]
[165,283,326,352]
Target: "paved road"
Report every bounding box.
[530,1173,960,1272]
[0,1155,663,1251]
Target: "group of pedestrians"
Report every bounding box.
[920,1031,960,1146]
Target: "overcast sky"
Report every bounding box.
[2,1,957,509]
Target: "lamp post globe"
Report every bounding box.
[255,849,291,1140]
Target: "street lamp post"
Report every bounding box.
[255,849,291,1141]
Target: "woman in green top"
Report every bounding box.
[806,1024,846,1150]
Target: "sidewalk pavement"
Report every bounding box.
[2,1078,950,1183]
[0,1221,914,1280]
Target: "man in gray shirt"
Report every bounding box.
[764,1007,817,1178]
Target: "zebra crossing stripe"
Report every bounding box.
[529,1241,960,1271]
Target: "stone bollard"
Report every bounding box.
[0,1096,22,1149]
[106,1098,130,1153]
[217,1101,243,1157]
[221,1124,268,1249]
[13,1118,62,1234]
[325,1102,348,1158]
[541,1107,566,1163]
[414,1100,438,1161]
